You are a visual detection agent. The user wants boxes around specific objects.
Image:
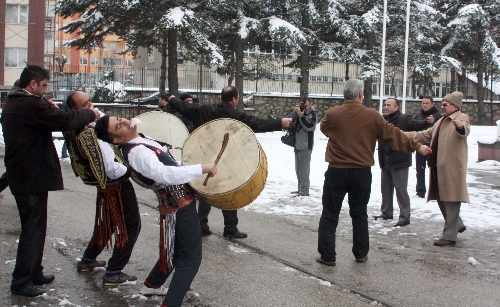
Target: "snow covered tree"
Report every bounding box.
[441,2,500,124]
[56,0,222,96]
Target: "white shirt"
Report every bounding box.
[88,122,127,180]
[126,137,202,186]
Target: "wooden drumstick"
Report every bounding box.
[203,132,229,186]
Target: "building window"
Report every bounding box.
[80,57,88,65]
[244,47,256,58]
[6,4,28,24]
[147,49,154,63]
[126,58,133,67]
[110,43,117,51]
[90,57,99,65]
[5,48,28,67]
[102,57,123,67]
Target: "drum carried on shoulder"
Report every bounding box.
[182,119,268,210]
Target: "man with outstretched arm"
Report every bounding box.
[316,79,431,267]
[1,65,100,297]
[168,86,292,239]
[94,115,216,307]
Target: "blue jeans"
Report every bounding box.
[318,167,372,261]
[11,192,48,290]
[145,202,202,307]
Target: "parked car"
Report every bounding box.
[131,92,160,105]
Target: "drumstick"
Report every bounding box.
[203,132,229,186]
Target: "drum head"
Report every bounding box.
[136,111,189,161]
[182,118,262,195]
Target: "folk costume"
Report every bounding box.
[121,136,202,307]
[63,125,140,276]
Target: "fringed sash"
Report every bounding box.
[91,178,129,249]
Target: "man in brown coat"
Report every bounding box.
[406,91,469,246]
[316,79,431,266]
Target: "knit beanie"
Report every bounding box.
[443,91,463,109]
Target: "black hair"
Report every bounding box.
[221,86,238,103]
[13,79,20,87]
[159,93,169,101]
[180,93,192,101]
[385,97,400,107]
[94,116,116,143]
[422,96,434,103]
[19,65,50,88]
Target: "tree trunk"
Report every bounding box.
[363,33,375,107]
[476,53,486,125]
[167,29,179,96]
[299,0,310,100]
[345,61,349,81]
[450,68,456,92]
[159,37,167,95]
[235,35,245,111]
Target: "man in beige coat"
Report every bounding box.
[406,91,469,246]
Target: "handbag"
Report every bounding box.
[281,130,295,147]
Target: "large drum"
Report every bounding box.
[182,119,268,210]
[135,111,189,161]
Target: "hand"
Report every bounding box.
[417,145,432,156]
[46,99,59,109]
[92,108,101,120]
[201,163,217,177]
[282,118,293,128]
[295,105,304,116]
[452,119,463,130]
[426,116,434,124]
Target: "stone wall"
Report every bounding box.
[95,94,500,126]
[251,95,500,125]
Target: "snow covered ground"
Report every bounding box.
[1,121,499,230]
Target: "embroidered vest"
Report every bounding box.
[63,126,125,189]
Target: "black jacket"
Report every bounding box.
[1,88,96,195]
[168,98,282,132]
[378,111,427,169]
[159,105,194,133]
[414,106,442,131]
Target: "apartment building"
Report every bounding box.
[1,0,45,98]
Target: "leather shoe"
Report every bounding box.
[33,273,55,285]
[394,221,410,227]
[223,230,247,239]
[201,228,212,237]
[11,285,45,297]
[373,215,393,220]
[316,255,335,266]
[433,238,456,246]
[458,226,466,233]
[356,255,368,263]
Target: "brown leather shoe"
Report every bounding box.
[355,255,368,263]
[316,255,336,266]
[433,238,456,246]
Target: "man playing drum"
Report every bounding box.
[94,116,217,307]
[168,86,293,239]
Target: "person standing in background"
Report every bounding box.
[286,98,316,197]
[414,96,441,198]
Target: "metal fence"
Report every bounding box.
[45,59,500,103]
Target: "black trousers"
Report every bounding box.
[0,171,8,193]
[82,180,141,272]
[145,202,202,307]
[198,197,238,234]
[11,192,49,290]
[318,167,372,262]
[415,152,427,196]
